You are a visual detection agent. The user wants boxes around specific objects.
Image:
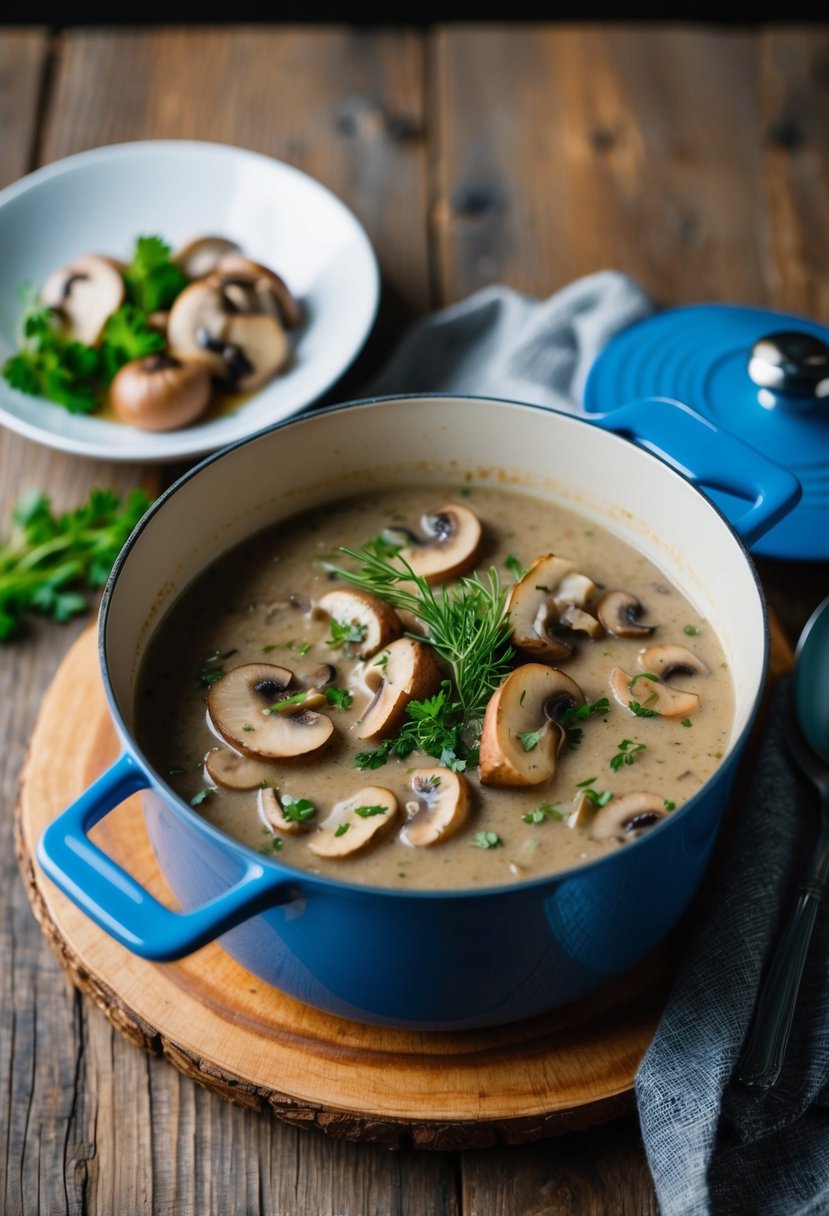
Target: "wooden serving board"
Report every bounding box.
[14,622,791,1150]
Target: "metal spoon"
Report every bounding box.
[736,594,829,1091]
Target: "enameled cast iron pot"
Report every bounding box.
[38,396,801,1030]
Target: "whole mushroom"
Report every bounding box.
[110,354,212,431]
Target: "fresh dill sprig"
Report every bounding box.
[334,546,514,726]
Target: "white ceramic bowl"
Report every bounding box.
[0,141,379,462]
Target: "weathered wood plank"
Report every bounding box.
[432,25,766,308]
[759,29,829,321]
[0,29,49,189]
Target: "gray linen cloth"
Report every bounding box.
[369,273,829,1216]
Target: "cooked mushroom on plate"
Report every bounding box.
[137,485,734,891]
[2,232,301,431]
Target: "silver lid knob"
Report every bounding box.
[748,331,829,400]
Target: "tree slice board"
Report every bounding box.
[14,622,791,1150]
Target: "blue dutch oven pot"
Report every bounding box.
[37,395,801,1030]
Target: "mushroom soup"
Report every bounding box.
[136,486,735,890]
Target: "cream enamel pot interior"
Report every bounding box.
[37,396,801,1030]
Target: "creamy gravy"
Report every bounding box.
[136,486,734,890]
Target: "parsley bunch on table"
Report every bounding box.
[0,487,151,640]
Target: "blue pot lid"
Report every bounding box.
[584,303,829,560]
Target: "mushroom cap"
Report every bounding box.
[609,666,700,719]
[166,281,229,376]
[257,786,310,836]
[638,643,709,680]
[508,554,579,660]
[402,767,471,847]
[207,663,334,759]
[590,792,668,843]
[109,354,212,431]
[307,787,399,858]
[174,235,241,280]
[204,747,275,790]
[559,604,603,638]
[597,590,655,638]
[355,637,442,740]
[394,503,482,585]
[167,281,289,390]
[213,253,302,329]
[315,587,402,658]
[479,663,585,787]
[41,253,125,346]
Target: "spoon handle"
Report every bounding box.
[736,806,829,1091]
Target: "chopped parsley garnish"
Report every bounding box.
[297,641,312,657]
[575,776,597,787]
[353,805,388,818]
[280,796,316,823]
[664,799,676,811]
[522,802,564,825]
[471,831,502,849]
[190,787,215,807]
[328,617,368,649]
[518,728,544,752]
[683,624,701,636]
[259,835,284,855]
[334,823,350,837]
[242,723,255,732]
[196,653,225,687]
[581,787,614,807]
[681,718,693,728]
[373,651,390,673]
[361,532,404,562]
[123,234,190,314]
[505,554,527,581]
[266,690,317,714]
[563,697,610,723]
[629,700,660,719]
[610,738,646,771]
[353,682,476,773]
[326,686,353,711]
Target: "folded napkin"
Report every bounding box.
[369,274,829,1216]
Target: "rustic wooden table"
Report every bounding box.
[2,22,828,1215]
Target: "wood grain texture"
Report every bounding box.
[0,29,49,189]
[432,25,768,308]
[17,627,672,1150]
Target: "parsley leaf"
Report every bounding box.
[609,738,646,771]
[518,728,544,752]
[190,787,215,806]
[505,554,528,581]
[280,796,316,823]
[123,235,189,314]
[629,700,660,719]
[334,823,350,837]
[471,831,502,849]
[326,686,353,711]
[0,486,151,640]
[522,802,564,824]
[353,805,388,818]
[328,617,368,649]
[99,304,165,382]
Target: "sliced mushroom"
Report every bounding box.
[597,590,655,638]
[638,643,709,680]
[567,792,595,831]
[558,604,603,638]
[479,664,585,787]
[257,786,310,836]
[41,254,125,345]
[167,280,289,391]
[609,667,700,719]
[204,747,275,790]
[388,503,482,585]
[356,637,442,740]
[213,253,302,329]
[207,663,333,759]
[402,767,470,847]
[301,663,337,690]
[174,235,241,279]
[315,588,402,658]
[109,354,212,431]
[591,792,669,843]
[307,787,399,858]
[508,555,600,660]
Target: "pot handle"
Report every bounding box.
[591,396,802,548]
[37,753,298,961]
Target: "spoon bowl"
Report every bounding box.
[794,594,829,765]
